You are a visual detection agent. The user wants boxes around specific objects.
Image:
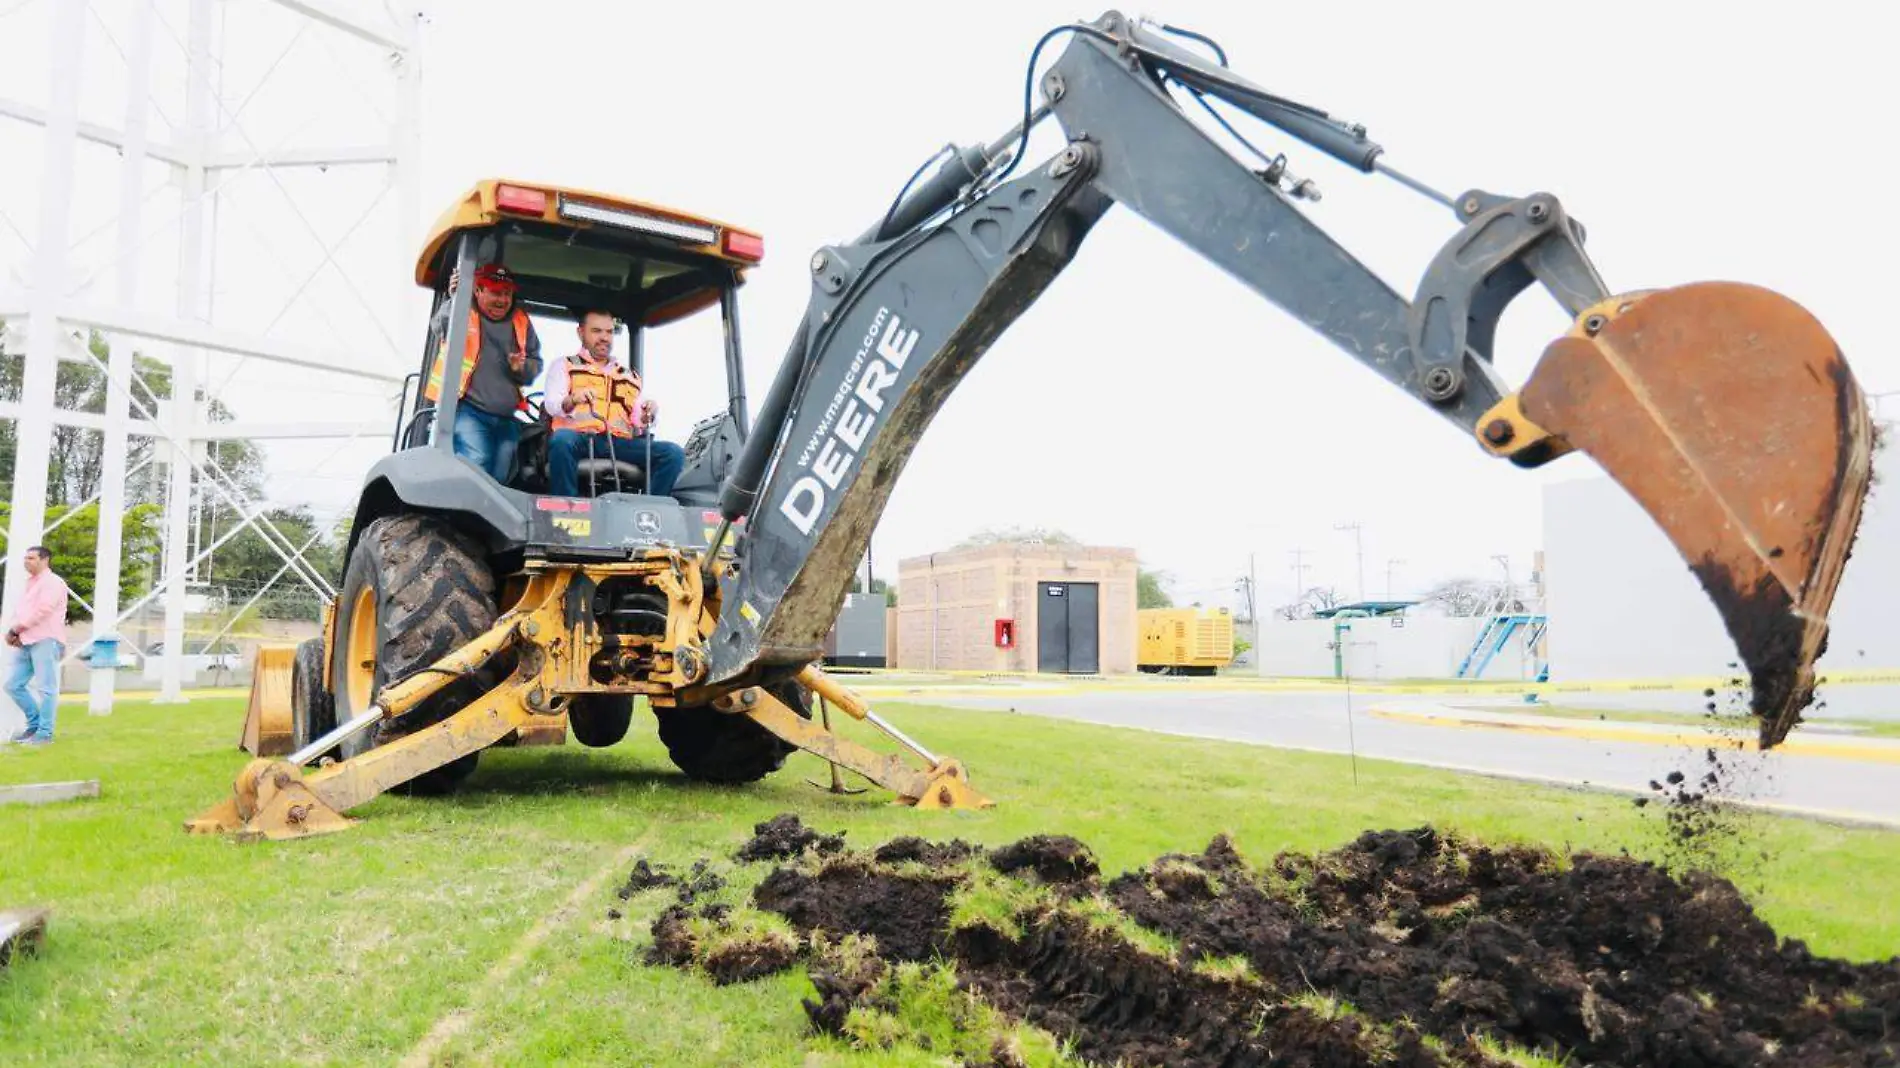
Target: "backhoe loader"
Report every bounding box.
[190,11,1872,841]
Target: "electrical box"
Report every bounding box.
[88,636,119,669]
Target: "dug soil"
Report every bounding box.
[642,815,1896,1067]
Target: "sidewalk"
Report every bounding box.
[1370,703,1900,765]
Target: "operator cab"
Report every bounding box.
[398,179,763,505]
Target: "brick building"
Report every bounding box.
[893,542,1138,674]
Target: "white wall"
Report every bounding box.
[1255,613,1534,680]
[1542,438,1900,717]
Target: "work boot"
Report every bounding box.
[8,728,32,743]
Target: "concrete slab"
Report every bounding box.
[0,908,49,969]
[0,780,101,806]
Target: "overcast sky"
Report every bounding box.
[1,0,1893,615]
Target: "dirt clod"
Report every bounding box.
[987,835,1099,885]
[736,813,847,862]
[614,857,724,905]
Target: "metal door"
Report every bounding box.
[1037,583,1070,672]
[1037,582,1100,674]
[1067,582,1100,673]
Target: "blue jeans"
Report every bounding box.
[548,430,684,497]
[452,404,520,483]
[5,639,62,739]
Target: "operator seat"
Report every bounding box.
[575,457,647,496]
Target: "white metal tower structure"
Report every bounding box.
[0,0,428,713]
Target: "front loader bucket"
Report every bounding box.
[239,645,297,757]
[1505,281,1873,747]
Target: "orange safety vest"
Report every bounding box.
[553,354,642,438]
[425,307,532,402]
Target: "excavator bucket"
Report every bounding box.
[1504,281,1873,747]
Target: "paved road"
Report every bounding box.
[894,687,1900,827]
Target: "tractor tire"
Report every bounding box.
[289,636,335,755]
[329,513,498,796]
[655,681,812,784]
[567,695,635,748]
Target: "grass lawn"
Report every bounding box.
[1466,702,1900,738]
[3,695,1897,1067]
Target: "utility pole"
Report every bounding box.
[1335,522,1365,603]
[1235,556,1258,622]
[1247,551,1258,622]
[1289,548,1309,605]
[1385,558,1405,600]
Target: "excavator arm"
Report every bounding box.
[706,11,1871,747]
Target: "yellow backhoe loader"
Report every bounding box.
[191,11,1871,841]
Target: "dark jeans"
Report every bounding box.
[548,430,684,497]
[452,404,520,483]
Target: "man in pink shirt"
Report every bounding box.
[5,546,69,745]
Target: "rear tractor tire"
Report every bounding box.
[328,513,499,796]
[655,681,813,784]
[290,636,335,755]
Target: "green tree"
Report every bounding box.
[202,505,346,620]
[1137,568,1174,609]
[0,322,264,506]
[0,501,164,621]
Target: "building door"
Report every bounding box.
[1037,582,1100,673]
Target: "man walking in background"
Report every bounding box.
[5,546,69,745]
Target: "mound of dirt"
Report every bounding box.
[752,854,958,962]
[640,814,1897,1067]
[987,835,1099,885]
[735,813,847,862]
[873,834,982,867]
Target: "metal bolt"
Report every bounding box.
[524,620,540,638]
[810,252,828,274]
[1462,197,1480,215]
[1527,201,1550,223]
[742,690,757,706]
[1482,419,1515,446]
[1583,314,1608,336]
[1423,366,1460,400]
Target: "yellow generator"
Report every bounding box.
[1137,607,1235,676]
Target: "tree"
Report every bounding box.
[0,501,164,621]
[1419,577,1522,617]
[1137,568,1173,609]
[1274,585,1341,621]
[202,505,347,620]
[0,323,265,507]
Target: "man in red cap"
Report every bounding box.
[425,263,542,482]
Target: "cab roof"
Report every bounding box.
[414,179,765,329]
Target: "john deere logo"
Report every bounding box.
[635,511,661,536]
